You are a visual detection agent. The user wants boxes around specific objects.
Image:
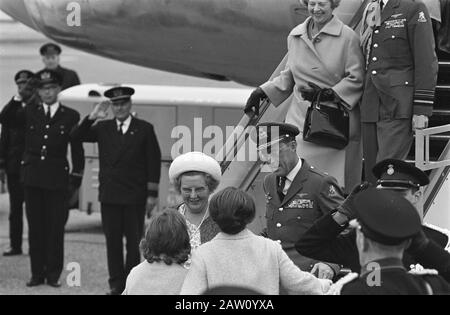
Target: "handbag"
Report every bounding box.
[303,90,349,150]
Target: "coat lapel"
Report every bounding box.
[381,0,400,23]
[281,160,310,207]
[49,104,64,124]
[111,117,139,165]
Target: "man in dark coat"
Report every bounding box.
[256,122,343,280]
[296,159,450,282]
[38,43,80,91]
[360,0,439,183]
[70,86,161,295]
[0,70,36,256]
[339,189,450,295]
[0,69,85,287]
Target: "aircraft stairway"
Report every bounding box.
[217,8,450,233]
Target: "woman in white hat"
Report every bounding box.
[169,152,222,250]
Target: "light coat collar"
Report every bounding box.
[289,15,343,37]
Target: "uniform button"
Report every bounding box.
[374,30,379,34]
[42,145,47,149]
[46,125,50,129]
[405,81,409,85]
[372,57,377,61]
[41,156,45,160]
[44,135,48,139]
[276,223,282,228]
[21,161,24,165]
[373,43,379,48]
[391,35,395,39]
[297,216,301,220]
[372,70,377,75]
[278,207,283,212]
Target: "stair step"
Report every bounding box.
[436,85,450,91]
[432,109,450,116]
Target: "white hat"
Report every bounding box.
[169,152,222,183]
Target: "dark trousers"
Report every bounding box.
[24,186,67,282]
[7,173,25,251]
[100,203,146,292]
[362,119,413,184]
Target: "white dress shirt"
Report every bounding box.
[283,158,302,195]
[43,102,60,118]
[116,115,132,134]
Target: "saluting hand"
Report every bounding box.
[412,115,429,131]
[89,101,110,120]
[336,181,371,221]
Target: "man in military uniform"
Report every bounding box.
[360,0,439,183]
[296,159,450,282]
[70,86,161,295]
[1,69,85,287]
[256,122,343,280]
[340,189,450,294]
[0,70,36,256]
[39,43,80,91]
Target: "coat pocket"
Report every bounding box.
[390,71,414,87]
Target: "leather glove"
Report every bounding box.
[321,88,339,102]
[336,182,372,221]
[408,229,430,255]
[300,82,322,102]
[244,87,267,116]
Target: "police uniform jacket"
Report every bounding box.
[19,102,84,190]
[341,258,450,295]
[71,116,161,205]
[296,212,450,282]
[263,160,344,271]
[0,98,26,174]
[361,0,438,122]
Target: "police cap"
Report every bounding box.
[14,70,34,84]
[354,188,422,246]
[373,159,429,190]
[35,69,62,87]
[40,43,62,56]
[104,86,135,103]
[256,122,299,149]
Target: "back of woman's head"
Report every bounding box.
[209,187,256,235]
[140,209,191,265]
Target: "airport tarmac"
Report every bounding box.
[0,13,248,295]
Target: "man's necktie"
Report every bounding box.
[46,107,51,122]
[118,122,125,135]
[277,176,287,200]
[360,0,382,67]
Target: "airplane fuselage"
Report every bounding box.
[0,0,362,86]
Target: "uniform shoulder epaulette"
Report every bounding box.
[308,165,329,178]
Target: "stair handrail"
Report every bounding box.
[415,124,450,171]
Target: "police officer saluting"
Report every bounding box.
[71,86,161,295]
[339,188,450,295]
[0,70,36,256]
[296,159,450,282]
[39,43,80,91]
[256,122,343,280]
[2,69,85,287]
